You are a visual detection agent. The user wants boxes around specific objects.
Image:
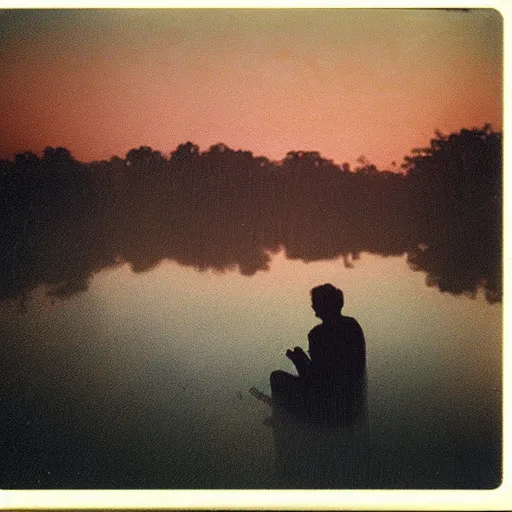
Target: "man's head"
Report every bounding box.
[310,283,344,319]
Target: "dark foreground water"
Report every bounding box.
[0,253,501,489]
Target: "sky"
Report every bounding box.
[0,8,503,169]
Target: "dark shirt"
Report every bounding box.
[307,315,366,384]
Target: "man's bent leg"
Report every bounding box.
[270,370,305,415]
[270,370,299,397]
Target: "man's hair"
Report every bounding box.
[311,283,344,312]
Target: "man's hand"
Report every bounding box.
[286,346,304,360]
[286,347,311,377]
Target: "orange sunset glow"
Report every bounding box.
[0,8,503,168]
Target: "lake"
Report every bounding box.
[0,250,502,489]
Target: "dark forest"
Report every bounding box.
[0,125,502,305]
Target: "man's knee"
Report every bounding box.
[270,370,285,392]
[271,370,301,398]
[270,369,286,383]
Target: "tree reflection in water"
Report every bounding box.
[0,126,501,306]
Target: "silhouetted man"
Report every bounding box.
[270,283,366,423]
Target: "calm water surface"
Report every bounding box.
[0,252,501,488]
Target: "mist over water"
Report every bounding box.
[0,252,501,489]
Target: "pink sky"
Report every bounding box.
[0,8,502,169]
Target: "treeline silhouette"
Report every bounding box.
[0,126,501,305]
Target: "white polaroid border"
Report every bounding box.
[0,0,509,510]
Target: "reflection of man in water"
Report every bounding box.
[270,283,366,423]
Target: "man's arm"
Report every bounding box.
[351,320,366,373]
[307,328,321,367]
